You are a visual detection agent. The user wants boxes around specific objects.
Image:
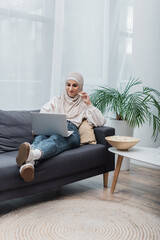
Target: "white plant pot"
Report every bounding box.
[105,118,134,170]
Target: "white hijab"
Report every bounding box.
[56,72,87,126]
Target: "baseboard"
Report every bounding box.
[131,159,160,170]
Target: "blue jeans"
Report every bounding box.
[31,121,80,162]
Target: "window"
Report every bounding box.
[58,0,108,94]
[0,0,54,110]
[0,0,134,109]
[56,0,133,94]
[118,0,134,88]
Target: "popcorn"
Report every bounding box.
[107,136,136,142]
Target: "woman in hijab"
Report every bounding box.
[16,72,106,182]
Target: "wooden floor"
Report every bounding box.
[0,163,160,217]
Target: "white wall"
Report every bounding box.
[132,0,160,148]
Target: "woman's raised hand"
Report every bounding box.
[78,92,92,106]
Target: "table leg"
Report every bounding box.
[103,172,109,187]
[111,155,124,194]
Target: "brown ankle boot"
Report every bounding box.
[20,163,34,182]
[16,142,30,167]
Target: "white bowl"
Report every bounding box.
[105,136,140,150]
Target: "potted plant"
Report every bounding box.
[90,78,160,141]
[90,78,160,169]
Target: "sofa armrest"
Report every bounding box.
[94,126,115,148]
[94,126,115,171]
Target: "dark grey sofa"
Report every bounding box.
[0,110,115,202]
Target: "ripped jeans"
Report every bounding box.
[31,121,80,162]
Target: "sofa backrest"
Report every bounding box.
[0,110,38,153]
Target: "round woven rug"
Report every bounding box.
[0,198,159,240]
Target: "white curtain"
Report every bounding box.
[0,0,133,110]
[52,0,134,96]
[0,0,54,110]
[51,0,109,96]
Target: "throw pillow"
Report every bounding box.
[79,119,97,145]
[0,110,35,153]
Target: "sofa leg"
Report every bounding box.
[103,172,109,187]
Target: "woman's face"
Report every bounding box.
[66,80,80,98]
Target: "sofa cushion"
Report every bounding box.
[0,110,35,153]
[0,144,107,191]
[35,144,106,183]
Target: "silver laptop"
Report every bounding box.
[30,112,73,137]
